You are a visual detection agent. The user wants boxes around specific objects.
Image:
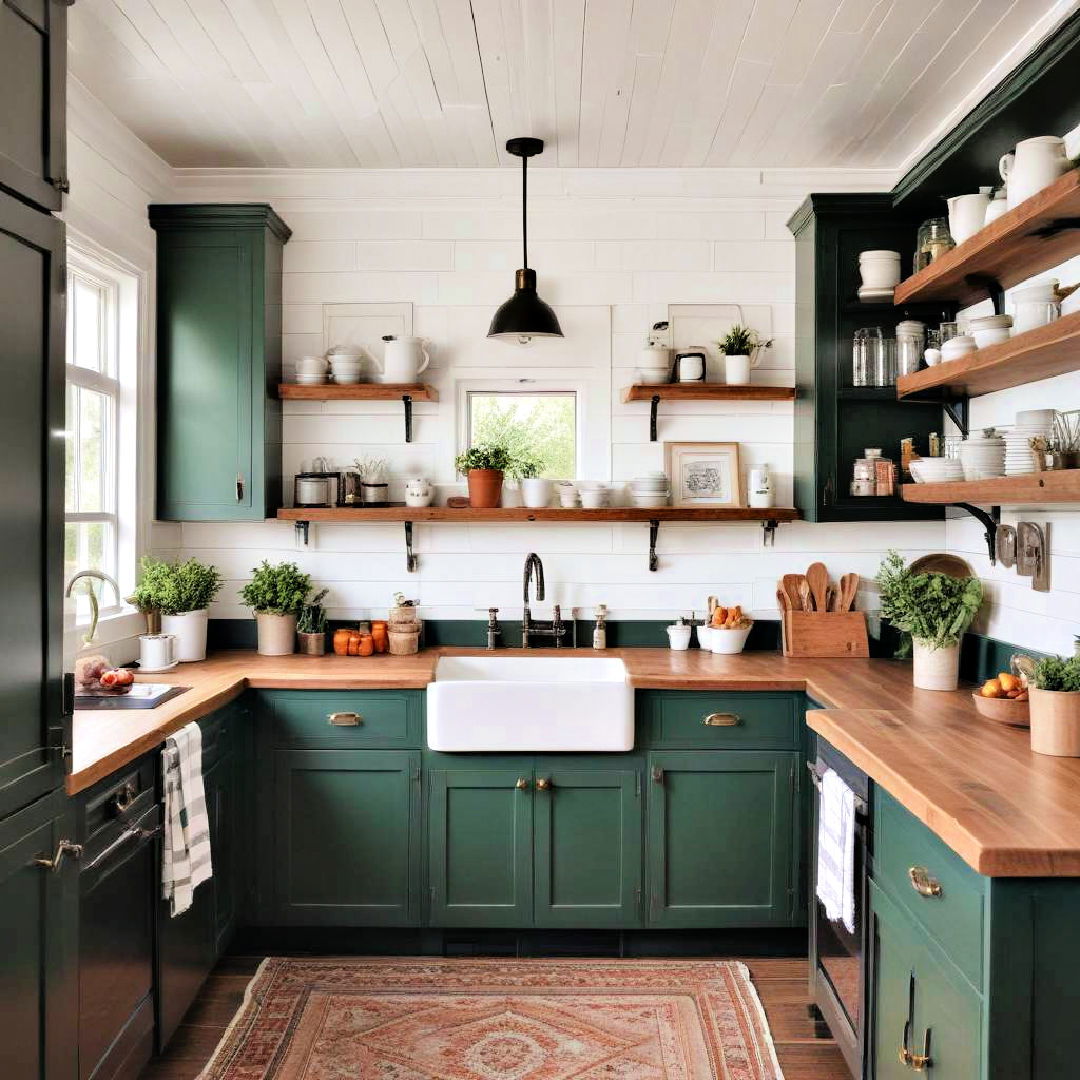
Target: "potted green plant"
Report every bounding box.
[1030,652,1080,756]
[130,556,223,661]
[296,589,329,656]
[876,550,983,691]
[717,325,773,385]
[454,444,512,508]
[512,450,550,509]
[239,561,313,655]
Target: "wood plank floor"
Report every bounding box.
[140,955,850,1079]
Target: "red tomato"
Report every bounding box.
[99,670,119,689]
[114,668,135,686]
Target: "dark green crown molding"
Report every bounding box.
[892,8,1080,209]
[148,202,292,242]
[786,192,897,236]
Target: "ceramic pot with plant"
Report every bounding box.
[130,556,223,662]
[1029,653,1080,756]
[455,444,511,509]
[296,589,329,656]
[239,561,313,656]
[876,550,983,691]
[718,325,773,386]
[511,451,550,509]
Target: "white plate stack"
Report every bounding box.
[1005,409,1055,476]
[629,473,671,507]
[958,429,1005,481]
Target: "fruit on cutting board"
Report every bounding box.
[980,671,1028,700]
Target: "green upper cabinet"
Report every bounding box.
[788,194,946,524]
[0,0,66,212]
[149,204,290,521]
[646,750,799,928]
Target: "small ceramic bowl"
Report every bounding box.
[972,327,1012,348]
[710,625,752,655]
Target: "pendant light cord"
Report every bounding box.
[521,153,528,270]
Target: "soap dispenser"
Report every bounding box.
[593,604,608,650]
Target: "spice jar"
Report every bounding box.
[851,448,883,497]
[371,620,389,654]
[333,628,353,656]
[357,633,374,657]
[874,455,896,496]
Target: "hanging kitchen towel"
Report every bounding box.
[816,766,856,934]
[161,722,213,917]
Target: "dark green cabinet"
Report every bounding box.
[646,750,799,928]
[0,0,66,211]
[149,204,290,521]
[0,790,78,1080]
[270,749,421,926]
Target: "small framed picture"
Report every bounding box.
[664,442,744,507]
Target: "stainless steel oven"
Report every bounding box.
[808,737,871,1080]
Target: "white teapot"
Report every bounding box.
[404,477,434,508]
[999,136,1071,208]
[378,336,430,384]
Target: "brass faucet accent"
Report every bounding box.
[521,554,567,648]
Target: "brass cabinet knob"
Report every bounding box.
[535,777,553,791]
[34,840,82,872]
[702,713,740,727]
[328,712,362,727]
[908,865,942,898]
[515,777,530,790]
[111,781,137,814]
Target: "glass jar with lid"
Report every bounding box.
[895,319,926,377]
[914,218,955,273]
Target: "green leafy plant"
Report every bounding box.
[876,550,983,652]
[718,325,773,355]
[507,449,545,481]
[128,556,222,615]
[454,443,512,475]
[296,588,329,635]
[239,561,312,616]
[1033,655,1080,692]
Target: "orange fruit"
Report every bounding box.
[998,672,1020,693]
[1016,691,1029,701]
[981,679,1003,698]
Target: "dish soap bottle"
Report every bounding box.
[593,604,608,650]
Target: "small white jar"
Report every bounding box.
[666,623,692,651]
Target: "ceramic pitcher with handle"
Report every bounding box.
[999,136,1071,209]
[379,336,430,383]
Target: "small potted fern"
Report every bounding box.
[130,556,223,661]
[239,561,313,655]
[454,443,512,508]
[1030,651,1080,756]
[296,589,329,656]
[718,325,773,385]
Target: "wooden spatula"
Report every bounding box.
[781,574,805,612]
[806,562,830,613]
[798,578,814,613]
[838,572,860,612]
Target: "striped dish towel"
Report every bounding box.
[162,722,213,917]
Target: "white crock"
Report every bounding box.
[911,639,960,692]
[255,612,297,656]
[160,609,209,662]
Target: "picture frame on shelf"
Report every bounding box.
[664,441,744,507]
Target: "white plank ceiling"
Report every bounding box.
[68,0,1068,169]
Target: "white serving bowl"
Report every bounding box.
[972,327,1012,348]
[941,335,977,362]
[710,625,753,654]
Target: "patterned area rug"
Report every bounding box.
[200,957,784,1079]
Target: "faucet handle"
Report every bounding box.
[487,606,500,624]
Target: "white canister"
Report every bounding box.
[666,622,692,651]
[139,633,178,671]
[404,477,434,507]
[1000,136,1070,208]
[1012,280,1060,334]
[748,465,774,508]
[675,349,706,382]
[858,250,902,289]
[521,477,553,509]
[159,609,209,662]
[637,341,671,384]
[911,639,960,691]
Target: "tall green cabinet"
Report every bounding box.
[149,204,290,521]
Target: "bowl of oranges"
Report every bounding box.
[972,669,1030,727]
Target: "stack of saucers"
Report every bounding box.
[1005,409,1056,476]
[958,429,1005,481]
[629,473,671,507]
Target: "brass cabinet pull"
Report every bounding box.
[651,766,664,785]
[910,1028,933,1072]
[515,777,530,790]
[535,777,553,791]
[908,865,943,898]
[702,713,740,727]
[34,840,82,872]
[236,473,245,501]
[328,711,362,727]
[898,971,916,1066]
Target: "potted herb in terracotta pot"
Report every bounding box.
[717,325,773,385]
[876,550,983,691]
[130,556,223,661]
[296,589,329,656]
[1030,653,1080,756]
[239,561,313,656]
[454,444,511,509]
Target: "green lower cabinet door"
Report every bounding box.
[646,750,798,928]
[428,769,533,927]
[274,749,420,926]
[532,765,642,929]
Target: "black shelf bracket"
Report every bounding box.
[649,519,660,572]
[762,519,779,547]
[964,273,1005,315]
[294,520,310,546]
[402,394,414,442]
[942,398,969,438]
[649,395,660,442]
[951,502,1001,564]
[404,521,418,573]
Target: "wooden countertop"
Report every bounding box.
[68,649,1080,878]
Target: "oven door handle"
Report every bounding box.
[83,822,162,873]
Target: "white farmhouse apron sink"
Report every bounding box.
[426,655,634,752]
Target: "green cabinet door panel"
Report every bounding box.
[640,691,800,750]
[274,749,420,926]
[532,765,642,929]
[647,751,798,928]
[428,769,533,928]
[0,790,78,1080]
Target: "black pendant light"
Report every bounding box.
[487,137,563,343]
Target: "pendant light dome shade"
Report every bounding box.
[487,137,563,343]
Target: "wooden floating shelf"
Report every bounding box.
[901,469,1080,505]
[621,384,795,403]
[277,383,438,401]
[897,311,1080,399]
[893,168,1080,307]
[277,506,800,524]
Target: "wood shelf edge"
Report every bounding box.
[621,384,796,403]
[275,506,802,523]
[900,469,1080,504]
[277,383,439,401]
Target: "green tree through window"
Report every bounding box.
[469,393,576,479]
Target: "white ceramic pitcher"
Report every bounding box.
[379,336,430,383]
[999,136,1071,209]
[946,189,991,244]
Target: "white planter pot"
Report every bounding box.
[255,612,297,656]
[724,354,754,385]
[521,478,553,509]
[911,639,960,691]
[160,609,209,662]
[501,481,522,508]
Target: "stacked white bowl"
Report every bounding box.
[1005,409,1056,476]
[909,457,964,483]
[295,355,329,385]
[577,482,610,509]
[958,429,1005,481]
[629,472,670,507]
[327,346,365,384]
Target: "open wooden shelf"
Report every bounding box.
[896,310,1080,399]
[901,469,1080,505]
[278,383,438,401]
[621,384,795,403]
[277,506,800,523]
[893,168,1080,307]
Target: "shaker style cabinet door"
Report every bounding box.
[0,0,67,211]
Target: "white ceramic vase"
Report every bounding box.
[521,478,553,509]
[725,354,756,385]
[255,612,296,656]
[911,639,960,691]
[160,609,209,662]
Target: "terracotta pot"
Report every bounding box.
[297,630,326,656]
[255,612,296,656]
[1029,688,1080,756]
[911,639,960,691]
[467,469,504,509]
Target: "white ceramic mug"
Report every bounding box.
[139,633,177,670]
[404,477,434,507]
[379,336,430,383]
[999,136,1070,208]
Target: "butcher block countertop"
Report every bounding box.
[69,649,1080,878]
